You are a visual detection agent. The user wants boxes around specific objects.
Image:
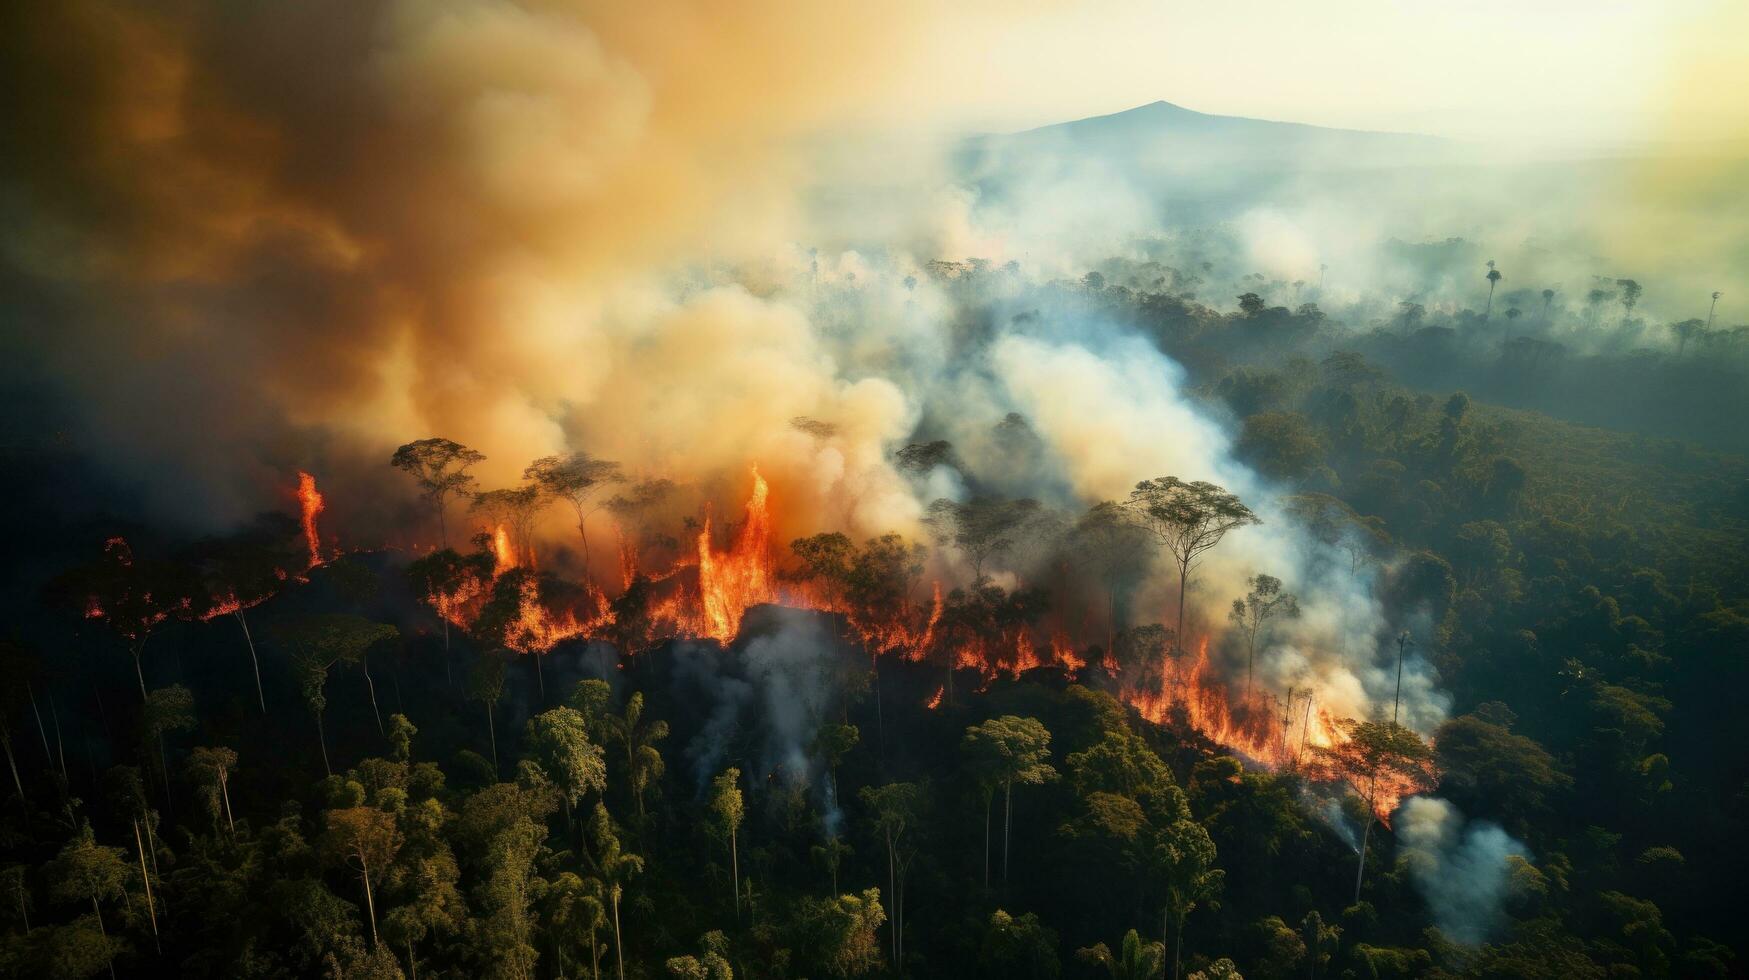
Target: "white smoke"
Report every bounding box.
[1398,795,1531,946]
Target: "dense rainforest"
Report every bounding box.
[1,261,1746,980]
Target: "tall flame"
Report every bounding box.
[696,466,775,643]
[297,471,325,568]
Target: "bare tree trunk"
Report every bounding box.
[92,893,117,980]
[730,827,740,923]
[362,653,384,736]
[361,857,379,946]
[235,611,266,714]
[220,769,235,834]
[1175,560,1190,661]
[3,737,25,823]
[28,683,52,764]
[133,819,160,953]
[982,791,991,890]
[407,941,418,980]
[1003,780,1013,881]
[486,703,499,772]
[612,891,625,980]
[133,645,148,702]
[1353,812,1374,904]
[316,710,331,776]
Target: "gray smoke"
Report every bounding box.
[678,610,847,818]
[1397,795,1530,945]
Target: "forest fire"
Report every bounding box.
[696,467,776,643]
[297,471,325,568]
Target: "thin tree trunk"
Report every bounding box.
[220,770,235,834]
[486,704,498,772]
[133,819,160,953]
[363,653,384,736]
[28,683,52,764]
[361,858,379,946]
[591,924,601,980]
[730,827,740,923]
[133,646,148,702]
[1176,560,1190,660]
[1003,780,1013,881]
[1354,816,1373,904]
[407,941,418,980]
[316,710,332,776]
[156,733,174,816]
[1174,916,1185,980]
[235,610,266,714]
[92,893,116,980]
[886,831,898,964]
[534,652,545,702]
[3,738,25,823]
[612,891,625,980]
[982,791,991,890]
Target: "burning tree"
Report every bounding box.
[1308,718,1439,903]
[471,485,544,570]
[54,538,198,700]
[606,477,677,580]
[390,438,487,549]
[189,513,305,714]
[404,547,492,686]
[525,452,624,585]
[1124,478,1260,655]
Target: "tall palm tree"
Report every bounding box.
[1484,261,1502,317]
[602,693,667,819]
[1708,290,1723,330]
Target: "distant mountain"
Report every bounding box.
[954,100,1459,223]
[980,100,1446,167]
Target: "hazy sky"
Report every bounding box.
[886,0,1725,144]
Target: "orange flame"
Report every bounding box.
[297,472,325,568]
[695,467,775,643]
[491,525,518,575]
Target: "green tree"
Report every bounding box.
[387,713,417,764]
[1153,818,1223,980]
[467,655,509,773]
[665,931,734,980]
[281,615,399,776]
[526,707,607,830]
[390,438,487,549]
[983,908,1059,979]
[140,684,195,811]
[708,768,745,920]
[602,692,667,819]
[797,889,886,978]
[44,824,129,978]
[588,803,644,980]
[1126,478,1260,654]
[543,871,608,980]
[184,746,238,835]
[860,782,923,965]
[324,806,404,948]
[962,716,1058,882]
[1077,929,1165,980]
